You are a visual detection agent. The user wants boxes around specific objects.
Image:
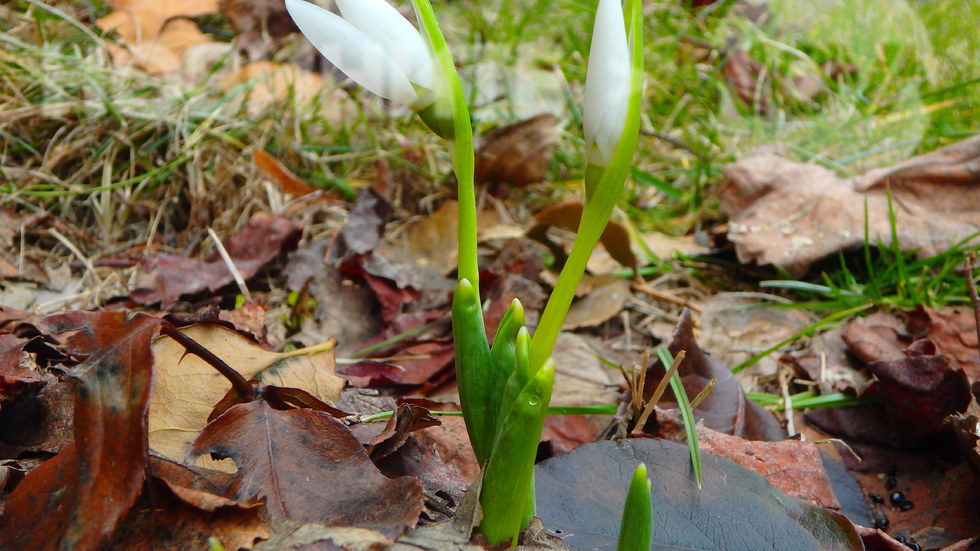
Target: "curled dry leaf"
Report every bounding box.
[191,400,424,539]
[643,309,786,441]
[0,312,162,551]
[719,135,980,275]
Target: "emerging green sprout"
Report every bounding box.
[618,463,654,551]
[287,0,650,545]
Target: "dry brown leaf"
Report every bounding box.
[217,62,350,117]
[475,114,557,186]
[148,324,343,466]
[528,199,638,274]
[253,150,316,197]
[377,200,519,276]
[549,333,620,407]
[97,1,216,75]
[719,136,980,275]
[562,275,631,330]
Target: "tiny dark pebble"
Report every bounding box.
[889,491,906,506]
[908,543,921,551]
[869,493,885,504]
[874,517,889,530]
[895,536,907,544]
[900,501,915,511]
[886,476,897,490]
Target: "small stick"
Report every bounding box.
[49,227,102,285]
[159,324,256,402]
[966,253,980,365]
[633,350,686,433]
[207,227,252,303]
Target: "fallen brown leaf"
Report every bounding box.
[643,309,786,441]
[719,136,980,275]
[132,214,301,307]
[191,400,424,538]
[475,114,557,186]
[148,323,343,466]
[657,409,839,509]
[528,199,638,274]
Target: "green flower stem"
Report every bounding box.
[618,463,653,551]
[488,300,526,437]
[411,0,479,288]
[529,0,643,372]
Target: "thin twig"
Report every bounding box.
[632,279,702,312]
[207,227,252,302]
[633,350,686,433]
[159,324,256,402]
[966,253,980,366]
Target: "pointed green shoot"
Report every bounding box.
[618,463,653,551]
[655,346,702,488]
[480,360,555,546]
[451,279,493,464]
[488,299,526,439]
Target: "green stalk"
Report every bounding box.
[451,279,494,465]
[529,0,644,371]
[411,0,479,288]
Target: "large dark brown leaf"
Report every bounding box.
[535,439,863,551]
[0,312,161,551]
[190,400,424,539]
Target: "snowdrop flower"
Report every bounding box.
[284,0,441,109]
[582,0,632,166]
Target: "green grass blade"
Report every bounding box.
[655,347,702,488]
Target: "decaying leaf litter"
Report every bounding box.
[1,0,980,550]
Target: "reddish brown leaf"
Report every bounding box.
[103,478,270,551]
[907,306,980,381]
[842,444,980,549]
[132,215,301,307]
[808,335,972,448]
[364,403,440,460]
[0,333,50,394]
[191,400,423,538]
[0,312,161,551]
[658,409,839,508]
